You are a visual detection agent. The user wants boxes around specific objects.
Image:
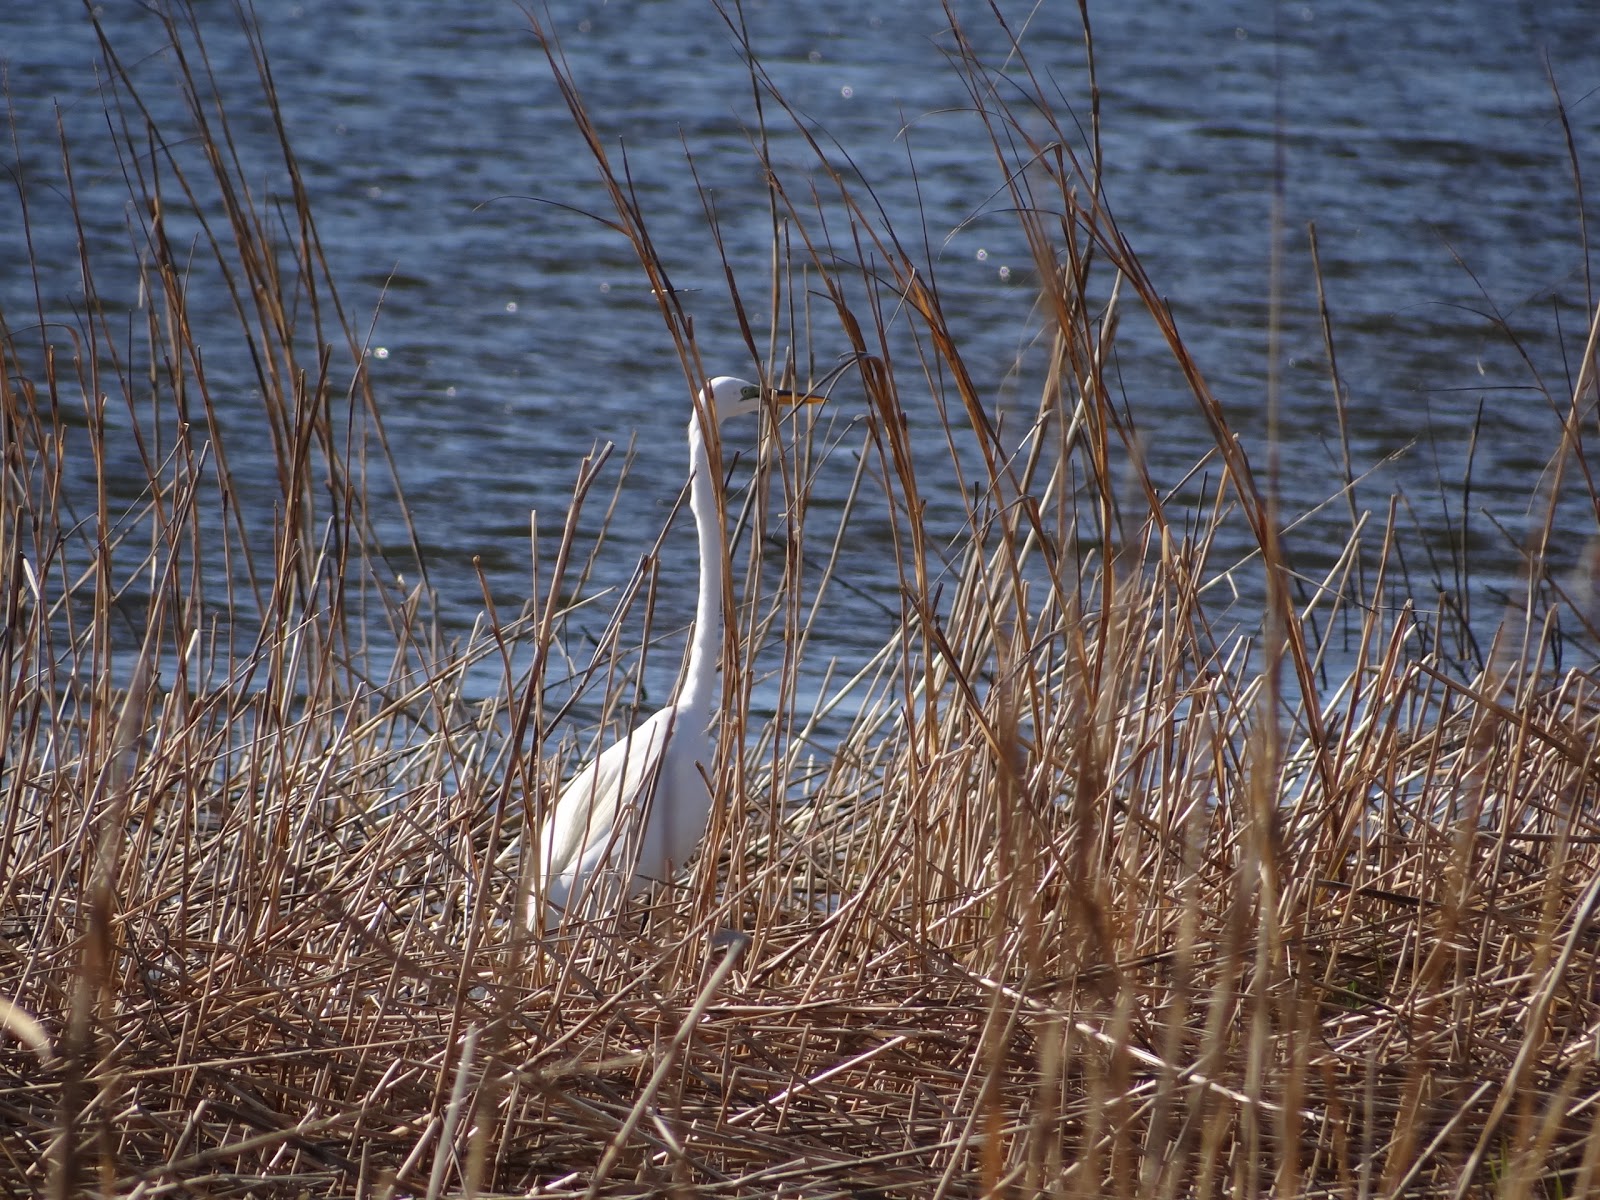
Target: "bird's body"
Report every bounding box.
[527,376,822,927]
[532,701,711,916]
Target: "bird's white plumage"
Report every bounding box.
[526,376,819,927]
[533,703,710,917]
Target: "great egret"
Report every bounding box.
[528,375,824,927]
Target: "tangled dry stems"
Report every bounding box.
[5,4,1600,1197]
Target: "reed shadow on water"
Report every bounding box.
[6,2,1600,1196]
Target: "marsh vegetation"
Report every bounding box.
[5,5,1600,1196]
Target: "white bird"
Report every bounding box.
[528,375,825,927]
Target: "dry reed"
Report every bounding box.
[5,3,1600,1197]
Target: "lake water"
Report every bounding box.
[5,0,1600,713]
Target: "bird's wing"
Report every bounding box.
[538,705,678,880]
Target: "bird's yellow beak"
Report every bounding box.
[770,388,828,408]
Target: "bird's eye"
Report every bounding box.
[740,385,761,402]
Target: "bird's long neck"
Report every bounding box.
[678,410,721,718]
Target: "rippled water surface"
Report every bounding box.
[5,1,1600,705]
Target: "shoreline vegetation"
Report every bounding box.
[6,4,1600,1196]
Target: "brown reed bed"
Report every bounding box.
[5,3,1600,1196]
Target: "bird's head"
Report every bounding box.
[702,376,826,425]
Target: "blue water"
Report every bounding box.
[4,0,1599,713]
